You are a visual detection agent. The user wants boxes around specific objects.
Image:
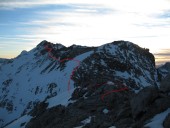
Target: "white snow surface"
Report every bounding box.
[74,126,83,128]
[108,126,116,128]
[107,81,114,85]
[0,41,159,127]
[47,88,75,108]
[81,116,92,124]
[103,108,109,114]
[4,115,32,128]
[145,108,170,128]
[0,47,93,127]
[74,116,92,128]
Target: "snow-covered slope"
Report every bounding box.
[0,40,94,127]
[0,40,159,127]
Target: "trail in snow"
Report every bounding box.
[95,82,129,102]
[44,45,80,92]
[44,45,129,103]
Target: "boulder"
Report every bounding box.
[29,101,48,117]
[160,74,170,93]
[71,88,87,100]
[163,113,170,128]
[140,97,170,125]
[26,105,66,128]
[130,86,158,119]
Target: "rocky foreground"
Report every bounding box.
[26,73,170,128]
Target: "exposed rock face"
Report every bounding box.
[25,46,169,128]
[29,101,48,117]
[0,40,95,127]
[26,90,132,128]
[26,105,67,128]
[160,73,170,93]
[130,86,159,119]
[73,41,158,90]
[130,86,170,127]
[163,113,170,128]
[0,40,163,127]
[26,84,170,128]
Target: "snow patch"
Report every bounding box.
[47,88,75,108]
[108,126,116,128]
[115,71,129,79]
[74,126,83,128]
[4,115,32,128]
[0,48,93,127]
[103,108,109,114]
[107,81,114,85]
[145,108,170,128]
[134,90,140,94]
[74,116,93,128]
[81,116,92,124]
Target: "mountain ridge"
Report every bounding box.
[0,40,169,128]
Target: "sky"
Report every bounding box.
[0,0,170,65]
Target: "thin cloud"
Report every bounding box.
[154,49,170,56]
[20,20,76,27]
[1,0,169,12]
[0,36,37,41]
[154,49,170,65]
[0,0,112,10]
[156,10,170,19]
[0,0,170,60]
[134,22,170,28]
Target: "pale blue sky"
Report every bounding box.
[0,0,170,64]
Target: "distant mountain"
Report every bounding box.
[158,62,170,78]
[1,40,169,128]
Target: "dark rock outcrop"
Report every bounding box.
[27,82,170,128]
[163,113,170,128]
[130,86,159,119]
[160,73,170,93]
[26,105,67,128]
[73,41,158,91]
[1,40,166,127]
[157,62,170,79]
[29,101,48,117]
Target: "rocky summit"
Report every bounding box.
[0,40,170,128]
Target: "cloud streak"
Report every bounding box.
[0,0,170,63]
[154,49,170,65]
